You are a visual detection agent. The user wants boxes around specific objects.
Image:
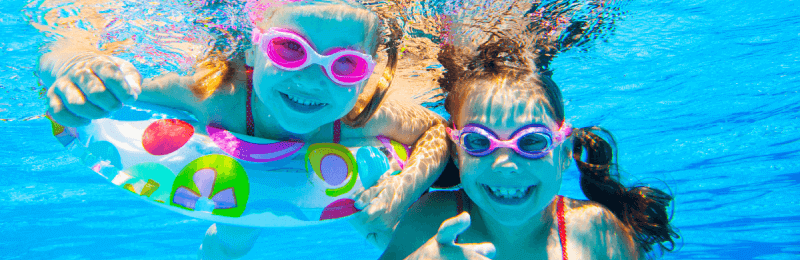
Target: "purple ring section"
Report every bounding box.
[207,125,304,163]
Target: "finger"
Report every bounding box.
[110,56,142,101]
[354,186,385,210]
[47,86,90,126]
[436,212,471,245]
[460,243,496,259]
[364,194,391,223]
[52,77,109,120]
[69,66,123,112]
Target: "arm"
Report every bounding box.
[350,97,450,248]
[369,96,450,202]
[139,72,204,114]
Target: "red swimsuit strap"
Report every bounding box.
[557,195,568,260]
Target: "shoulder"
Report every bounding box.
[382,190,460,259]
[410,190,460,215]
[346,94,445,144]
[398,190,460,232]
[563,198,643,260]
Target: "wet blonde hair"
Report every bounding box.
[190,0,401,127]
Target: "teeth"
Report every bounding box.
[485,185,531,199]
[286,93,323,106]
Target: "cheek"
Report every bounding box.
[456,154,488,180]
[333,85,361,105]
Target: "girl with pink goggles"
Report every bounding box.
[252,27,377,86]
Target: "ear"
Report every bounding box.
[449,141,460,168]
[559,136,573,172]
[245,47,256,67]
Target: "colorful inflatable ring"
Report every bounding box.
[47,101,413,227]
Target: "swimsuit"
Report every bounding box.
[454,191,568,260]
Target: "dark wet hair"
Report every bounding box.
[437,36,679,254]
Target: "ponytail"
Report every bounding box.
[572,126,679,253]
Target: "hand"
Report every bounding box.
[406,212,496,260]
[46,53,141,126]
[351,174,411,248]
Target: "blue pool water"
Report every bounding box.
[2,0,799,259]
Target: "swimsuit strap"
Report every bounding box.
[454,189,466,243]
[557,195,568,260]
[333,119,341,144]
[455,189,465,213]
[246,68,255,136]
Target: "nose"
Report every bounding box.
[292,65,330,89]
[491,149,519,176]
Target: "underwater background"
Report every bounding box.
[2,0,799,259]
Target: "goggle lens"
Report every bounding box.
[462,133,491,153]
[517,133,549,152]
[331,54,369,83]
[267,37,307,67]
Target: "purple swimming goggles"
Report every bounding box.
[252,27,376,86]
[446,123,572,159]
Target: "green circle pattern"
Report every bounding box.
[170,154,250,217]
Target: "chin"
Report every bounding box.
[276,117,325,134]
[468,183,555,227]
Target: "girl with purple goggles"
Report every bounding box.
[446,123,572,159]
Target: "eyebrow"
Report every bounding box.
[281,27,318,50]
[283,28,367,53]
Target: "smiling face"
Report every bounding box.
[453,81,572,227]
[247,4,379,134]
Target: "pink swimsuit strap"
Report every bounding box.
[246,68,255,136]
[245,69,340,142]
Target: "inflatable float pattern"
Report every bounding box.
[47,102,412,227]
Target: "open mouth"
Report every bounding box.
[481,184,536,205]
[279,92,327,113]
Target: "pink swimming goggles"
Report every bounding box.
[446,123,572,159]
[252,27,377,86]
